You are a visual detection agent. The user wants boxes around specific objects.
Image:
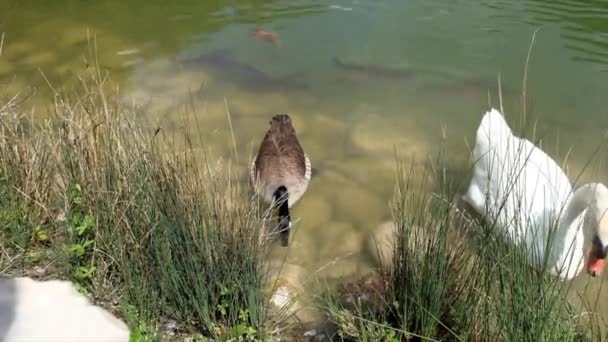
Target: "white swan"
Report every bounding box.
[463,108,608,280]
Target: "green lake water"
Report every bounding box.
[1,0,608,326]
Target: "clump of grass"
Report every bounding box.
[0,57,285,339]
[389,161,478,340]
[0,100,58,274]
[460,124,595,341]
[322,146,593,341]
[322,159,479,341]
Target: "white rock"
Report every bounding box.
[270,285,291,308]
[0,277,129,341]
[265,262,305,312]
[303,329,317,336]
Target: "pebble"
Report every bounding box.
[31,266,46,278]
[265,262,305,313]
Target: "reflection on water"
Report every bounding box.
[2,0,608,327]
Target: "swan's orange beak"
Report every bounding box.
[587,236,608,277]
[586,253,605,277]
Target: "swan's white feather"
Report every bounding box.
[464,108,586,279]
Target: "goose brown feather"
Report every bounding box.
[250,114,311,247]
[250,114,311,206]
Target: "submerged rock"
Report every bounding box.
[366,221,397,268]
[322,222,363,258]
[350,112,430,157]
[333,183,386,226]
[0,277,129,341]
[265,262,306,314]
[327,157,395,197]
[292,193,333,230]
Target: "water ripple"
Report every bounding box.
[481,0,608,66]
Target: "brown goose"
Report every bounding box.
[250,114,311,246]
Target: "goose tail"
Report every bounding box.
[274,186,291,247]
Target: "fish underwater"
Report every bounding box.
[427,77,518,98]
[332,56,516,96]
[332,57,417,80]
[179,49,308,93]
[253,28,281,47]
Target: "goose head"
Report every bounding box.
[584,184,608,277]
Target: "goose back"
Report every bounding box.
[251,114,311,206]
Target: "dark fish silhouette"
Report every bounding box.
[180,49,308,92]
[333,56,516,96]
[332,57,417,80]
[429,77,518,98]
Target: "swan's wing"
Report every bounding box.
[465,109,581,277]
[523,139,572,209]
[465,108,572,237]
[464,108,513,213]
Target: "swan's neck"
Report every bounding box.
[545,183,608,278]
[561,184,598,228]
[561,183,608,252]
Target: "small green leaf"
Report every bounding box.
[68,244,85,257]
[76,215,94,236]
[74,265,96,279]
[73,282,89,295]
[228,324,248,338]
[238,308,249,322]
[34,227,48,242]
[82,239,94,249]
[83,214,94,226]
[25,253,41,263]
[72,212,82,226]
[217,303,227,317]
[245,326,257,338]
[193,333,208,342]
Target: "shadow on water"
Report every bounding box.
[331,56,519,98]
[178,49,310,93]
[0,277,16,337]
